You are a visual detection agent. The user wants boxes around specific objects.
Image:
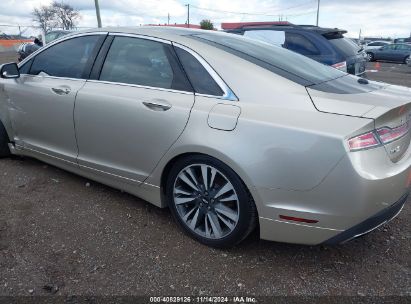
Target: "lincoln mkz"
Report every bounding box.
[0,27,410,247]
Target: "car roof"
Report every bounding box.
[75,26,207,44]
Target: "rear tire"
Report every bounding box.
[404,55,410,64]
[166,155,257,248]
[0,121,11,158]
[367,52,374,62]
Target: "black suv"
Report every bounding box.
[225,24,367,76]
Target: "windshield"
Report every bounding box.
[189,32,346,86]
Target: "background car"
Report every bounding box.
[367,43,411,63]
[17,30,72,62]
[45,30,72,44]
[364,40,391,52]
[17,38,42,61]
[224,23,367,76]
[394,37,411,44]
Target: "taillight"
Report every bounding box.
[348,131,380,151]
[376,122,409,144]
[332,61,347,72]
[348,122,410,151]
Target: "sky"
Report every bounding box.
[0,0,410,39]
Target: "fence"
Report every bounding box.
[0,24,41,52]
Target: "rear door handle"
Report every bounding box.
[51,87,71,95]
[142,100,172,111]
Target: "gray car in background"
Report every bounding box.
[367,43,411,63]
[0,27,410,248]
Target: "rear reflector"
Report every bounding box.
[348,131,380,151]
[279,215,318,224]
[377,122,409,144]
[332,61,347,72]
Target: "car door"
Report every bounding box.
[395,44,411,61]
[74,35,195,183]
[5,33,106,163]
[375,44,393,60]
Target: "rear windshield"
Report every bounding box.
[327,37,360,57]
[189,32,345,86]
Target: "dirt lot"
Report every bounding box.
[0,53,410,299]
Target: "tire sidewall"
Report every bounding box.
[166,155,255,248]
[0,121,10,158]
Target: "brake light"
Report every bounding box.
[376,122,409,144]
[332,61,347,72]
[348,122,410,151]
[348,131,379,151]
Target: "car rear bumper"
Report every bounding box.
[254,145,411,245]
[323,192,408,244]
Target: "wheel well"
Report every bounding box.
[160,152,203,196]
[0,119,11,142]
[159,152,257,214]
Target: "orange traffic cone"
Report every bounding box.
[374,62,381,70]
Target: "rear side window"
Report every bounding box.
[30,35,101,79]
[284,32,320,55]
[368,42,385,46]
[174,47,224,96]
[396,44,411,50]
[326,37,359,57]
[99,36,191,91]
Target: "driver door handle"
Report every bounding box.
[51,87,71,95]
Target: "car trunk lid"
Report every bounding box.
[307,75,411,161]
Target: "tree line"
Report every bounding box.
[32,1,80,34]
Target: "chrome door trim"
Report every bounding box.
[86,79,194,95]
[172,42,238,102]
[18,31,109,67]
[17,74,87,83]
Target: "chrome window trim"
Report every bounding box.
[172,42,238,102]
[86,79,193,95]
[18,31,108,68]
[107,32,172,45]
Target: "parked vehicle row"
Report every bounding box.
[224,23,367,76]
[1,27,410,248]
[367,43,411,63]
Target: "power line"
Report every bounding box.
[189,1,316,17]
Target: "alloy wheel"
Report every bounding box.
[173,164,240,239]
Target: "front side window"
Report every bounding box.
[30,35,101,79]
[100,36,191,91]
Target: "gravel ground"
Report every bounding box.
[0,53,410,298]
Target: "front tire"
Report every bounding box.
[166,155,257,248]
[0,121,10,158]
[404,55,410,64]
[367,52,374,62]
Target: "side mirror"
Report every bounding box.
[0,62,20,79]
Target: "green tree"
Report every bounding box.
[200,19,214,30]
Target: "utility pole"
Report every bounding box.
[185,4,190,28]
[168,13,170,25]
[94,0,102,28]
[316,0,320,26]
